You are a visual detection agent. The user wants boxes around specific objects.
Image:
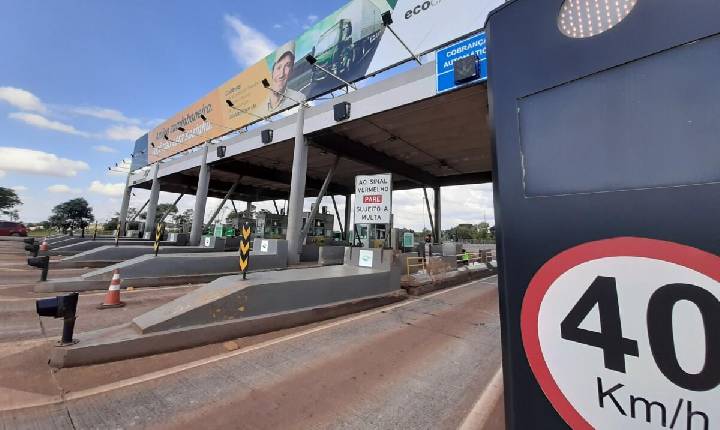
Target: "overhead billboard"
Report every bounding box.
[148,0,501,163]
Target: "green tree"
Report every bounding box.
[0,187,22,219]
[49,198,95,237]
[173,208,193,226]
[105,217,119,232]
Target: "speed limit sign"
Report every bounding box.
[521,237,720,429]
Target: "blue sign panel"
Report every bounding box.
[436,32,487,93]
[129,134,149,172]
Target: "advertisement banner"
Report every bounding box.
[149,0,501,162]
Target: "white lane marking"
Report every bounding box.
[2,277,497,411]
[458,365,504,430]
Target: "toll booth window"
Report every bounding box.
[519,34,720,197]
[558,0,637,38]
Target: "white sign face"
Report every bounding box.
[521,238,720,430]
[260,240,269,253]
[203,237,211,247]
[355,174,392,224]
[358,249,374,268]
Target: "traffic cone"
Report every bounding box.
[97,270,126,309]
[39,238,49,252]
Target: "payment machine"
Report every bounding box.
[487,0,720,428]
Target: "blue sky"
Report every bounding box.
[0,0,494,229]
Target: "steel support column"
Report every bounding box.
[331,195,344,239]
[286,95,309,265]
[189,143,211,246]
[423,187,435,241]
[433,186,442,244]
[299,156,339,246]
[204,178,240,231]
[130,199,149,222]
[144,163,161,236]
[159,194,184,224]
[118,173,132,237]
[344,194,352,242]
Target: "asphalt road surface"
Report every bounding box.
[0,277,503,430]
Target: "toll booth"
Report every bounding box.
[301,209,335,243]
[255,210,334,242]
[487,1,720,428]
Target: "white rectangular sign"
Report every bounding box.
[355,173,392,224]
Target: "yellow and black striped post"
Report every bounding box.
[239,222,251,280]
[153,222,165,256]
[114,223,121,247]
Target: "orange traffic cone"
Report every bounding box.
[39,238,49,252]
[97,270,126,309]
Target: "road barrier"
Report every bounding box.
[153,223,165,257]
[239,222,251,280]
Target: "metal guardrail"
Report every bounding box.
[406,250,496,276]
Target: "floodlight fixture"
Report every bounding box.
[260,78,306,106]
[164,133,181,144]
[304,54,357,91]
[199,113,236,132]
[379,11,421,65]
[225,99,272,122]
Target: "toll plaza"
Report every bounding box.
[2,0,715,428]
[487,0,720,428]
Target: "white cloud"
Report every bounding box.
[0,147,89,177]
[69,106,140,124]
[104,124,147,141]
[93,145,117,153]
[88,180,125,197]
[145,118,165,127]
[0,87,46,113]
[11,185,27,192]
[0,170,6,178]
[307,15,318,23]
[224,15,276,66]
[9,112,90,136]
[47,184,81,194]
[272,23,283,29]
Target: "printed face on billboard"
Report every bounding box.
[148,0,501,163]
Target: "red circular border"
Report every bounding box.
[520,237,720,430]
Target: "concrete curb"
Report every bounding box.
[49,290,407,368]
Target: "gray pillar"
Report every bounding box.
[144,163,161,235]
[433,186,442,244]
[344,195,352,241]
[286,97,309,265]
[118,173,132,236]
[189,143,211,246]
